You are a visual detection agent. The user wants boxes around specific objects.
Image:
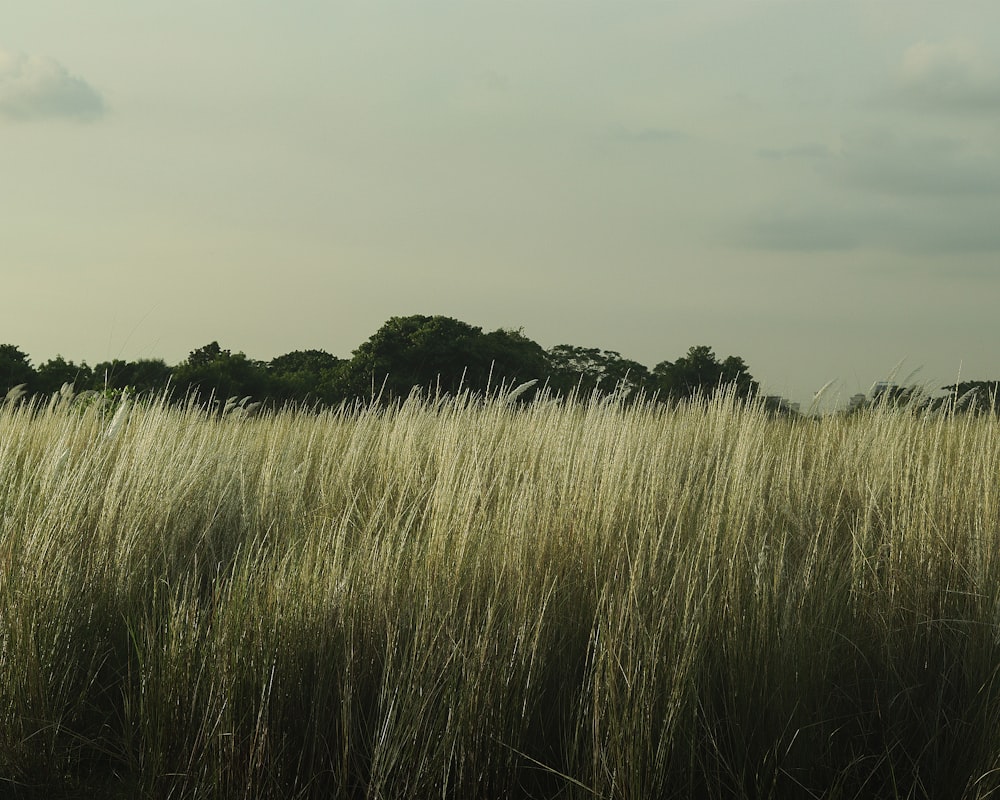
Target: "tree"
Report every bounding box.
[842,382,929,415]
[267,349,345,404]
[172,342,269,406]
[91,359,173,395]
[935,381,1000,415]
[186,341,226,368]
[873,383,925,410]
[720,355,758,396]
[34,356,94,396]
[653,345,758,402]
[546,345,651,396]
[341,316,548,401]
[479,328,549,394]
[0,344,35,396]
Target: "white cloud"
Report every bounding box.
[836,131,1000,196]
[901,40,979,83]
[742,126,1000,255]
[0,49,105,122]
[896,39,1000,113]
[741,200,1000,255]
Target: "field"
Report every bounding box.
[2,390,1000,799]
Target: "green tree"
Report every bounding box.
[653,345,758,402]
[872,382,925,410]
[186,341,226,368]
[546,344,651,396]
[91,359,173,395]
[341,316,547,401]
[0,344,35,396]
[843,382,928,415]
[939,381,1000,414]
[172,342,269,406]
[34,356,94,396]
[479,328,549,394]
[267,349,345,404]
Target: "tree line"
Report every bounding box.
[849,380,1000,415]
[4,313,994,414]
[0,314,762,409]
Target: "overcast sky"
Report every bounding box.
[4,1,999,408]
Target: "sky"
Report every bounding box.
[4,1,1000,410]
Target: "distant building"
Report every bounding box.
[848,393,867,412]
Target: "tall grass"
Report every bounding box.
[2,389,1000,798]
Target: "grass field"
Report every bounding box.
[2,389,1000,799]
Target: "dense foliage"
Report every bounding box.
[1,315,763,409]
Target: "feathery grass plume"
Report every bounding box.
[956,386,979,410]
[222,395,254,415]
[3,383,27,405]
[103,395,131,440]
[809,378,836,410]
[504,379,538,404]
[71,389,101,409]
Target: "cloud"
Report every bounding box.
[757,131,1000,198]
[894,40,1000,114]
[0,49,106,122]
[836,131,1000,196]
[740,202,1000,255]
[739,209,866,252]
[743,127,1000,254]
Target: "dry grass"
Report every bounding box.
[1,390,1000,798]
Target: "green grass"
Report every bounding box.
[2,390,1000,798]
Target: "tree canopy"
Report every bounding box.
[341,316,548,401]
[0,344,34,396]
[546,345,651,396]
[171,342,269,405]
[652,345,759,402]
[267,349,344,404]
[0,318,778,411]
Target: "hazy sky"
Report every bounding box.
[5,1,999,408]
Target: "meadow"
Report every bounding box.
[2,388,1000,799]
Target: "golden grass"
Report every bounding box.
[1,391,1000,798]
